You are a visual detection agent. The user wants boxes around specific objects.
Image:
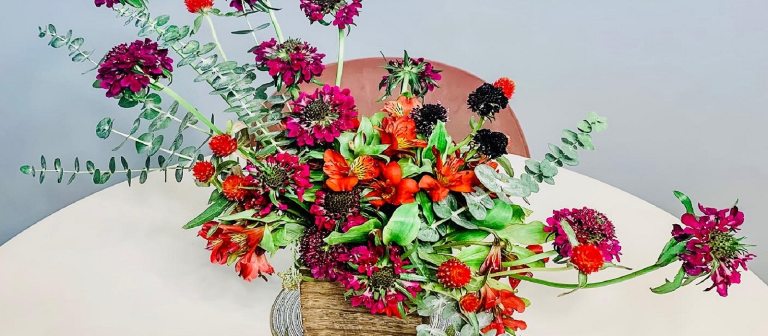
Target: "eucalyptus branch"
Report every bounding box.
[432,206,468,227]
[146,105,210,134]
[111,129,195,161]
[151,81,222,134]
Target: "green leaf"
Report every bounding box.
[472,199,522,230]
[416,192,435,225]
[260,226,277,254]
[673,191,695,214]
[444,230,489,243]
[326,219,381,245]
[215,209,256,221]
[496,221,549,245]
[135,133,154,154]
[273,223,304,247]
[118,95,139,108]
[423,121,451,161]
[655,237,687,267]
[183,196,233,229]
[95,118,113,139]
[456,245,491,271]
[20,165,33,175]
[651,267,686,294]
[560,219,580,247]
[383,203,422,246]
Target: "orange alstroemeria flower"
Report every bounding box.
[382,95,421,117]
[198,223,273,281]
[379,116,428,157]
[323,149,380,191]
[367,161,420,207]
[418,147,477,202]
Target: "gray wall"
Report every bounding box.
[1,1,765,279]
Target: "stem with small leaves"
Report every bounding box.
[110,129,194,161]
[152,81,222,134]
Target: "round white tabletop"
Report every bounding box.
[1,155,765,336]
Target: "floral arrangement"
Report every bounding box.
[21,1,756,335]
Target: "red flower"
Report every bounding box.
[209,134,238,157]
[192,161,215,182]
[236,250,274,281]
[459,293,482,313]
[493,77,516,99]
[322,150,380,192]
[418,147,477,202]
[480,242,503,275]
[571,244,605,274]
[382,95,421,118]
[185,0,214,13]
[479,285,527,334]
[366,162,419,207]
[436,258,472,289]
[482,315,528,335]
[378,116,427,157]
[197,223,273,281]
[221,175,250,201]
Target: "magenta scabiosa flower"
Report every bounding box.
[94,0,119,8]
[310,189,366,232]
[672,203,754,297]
[380,52,442,98]
[252,38,325,87]
[338,246,422,318]
[545,207,622,263]
[300,0,363,29]
[286,85,359,146]
[299,226,349,281]
[96,38,173,98]
[246,152,312,202]
[229,0,258,11]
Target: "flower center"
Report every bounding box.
[709,231,742,260]
[303,100,333,122]
[261,165,289,189]
[323,190,358,214]
[370,267,396,290]
[315,0,343,12]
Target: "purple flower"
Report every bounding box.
[545,207,622,263]
[97,38,173,98]
[672,204,754,297]
[286,85,359,146]
[300,0,363,29]
[252,38,325,87]
[94,0,119,8]
[229,0,259,11]
[299,226,349,281]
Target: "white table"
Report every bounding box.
[1,155,766,336]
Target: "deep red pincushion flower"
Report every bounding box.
[418,147,477,202]
[366,162,419,207]
[545,207,622,263]
[192,161,215,182]
[672,204,754,296]
[459,293,481,313]
[436,258,472,288]
[299,226,349,281]
[246,152,312,201]
[97,39,173,98]
[493,77,516,99]
[570,244,605,274]
[208,134,238,157]
[185,0,214,13]
[221,174,250,201]
[252,38,325,87]
[333,0,363,29]
[287,85,359,146]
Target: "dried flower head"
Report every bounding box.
[411,103,448,137]
[467,83,508,119]
[472,129,509,159]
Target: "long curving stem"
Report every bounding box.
[204,14,228,62]
[264,0,284,43]
[152,81,222,134]
[335,28,346,86]
[505,264,663,289]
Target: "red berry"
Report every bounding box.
[209,134,238,157]
[222,175,248,201]
[570,244,605,274]
[436,258,472,288]
[459,293,481,313]
[192,161,215,182]
[185,0,214,13]
[493,77,516,99]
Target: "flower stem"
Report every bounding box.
[204,14,228,62]
[152,81,222,134]
[505,264,663,289]
[335,28,346,86]
[264,0,284,43]
[501,251,559,267]
[490,266,572,278]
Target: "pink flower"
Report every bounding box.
[544,207,622,262]
[672,204,754,296]
[229,0,258,11]
[246,152,312,202]
[300,0,363,29]
[309,189,367,232]
[97,39,173,98]
[252,38,325,87]
[286,85,359,146]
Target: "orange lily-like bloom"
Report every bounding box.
[418,147,477,202]
[198,222,273,281]
[479,285,528,334]
[382,95,421,117]
[366,161,420,207]
[323,149,380,191]
[379,116,427,157]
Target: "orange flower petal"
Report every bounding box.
[351,156,381,181]
[323,149,350,178]
[382,161,403,183]
[326,176,358,192]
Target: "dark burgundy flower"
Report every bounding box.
[672,204,754,296]
[94,0,119,8]
[545,207,622,262]
[310,188,366,232]
[97,38,173,98]
[467,83,508,119]
[410,103,448,137]
[300,0,363,29]
[472,129,509,159]
[229,0,258,11]
[252,38,325,87]
[299,226,349,281]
